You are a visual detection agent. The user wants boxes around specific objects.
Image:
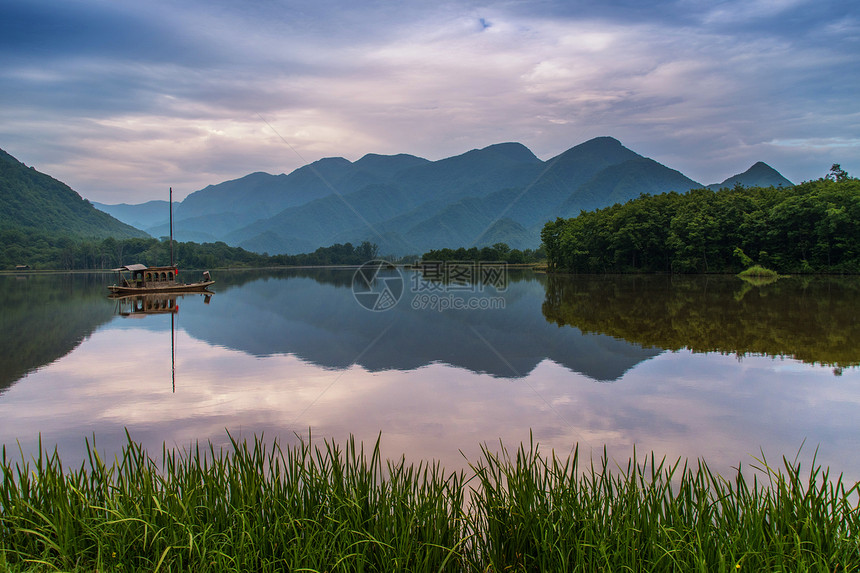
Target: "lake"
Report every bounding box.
[1,267,858,483]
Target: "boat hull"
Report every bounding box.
[107,281,215,295]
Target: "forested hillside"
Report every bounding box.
[542,172,859,274]
[0,148,146,240]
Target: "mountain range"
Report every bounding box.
[95,137,792,255]
[3,137,792,255]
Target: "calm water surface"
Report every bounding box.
[1,269,858,482]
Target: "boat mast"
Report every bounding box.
[169,187,175,268]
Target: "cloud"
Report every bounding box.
[0,0,857,201]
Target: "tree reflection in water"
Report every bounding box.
[542,274,860,371]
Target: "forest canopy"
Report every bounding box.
[0,231,382,271]
[541,175,859,274]
[421,243,544,264]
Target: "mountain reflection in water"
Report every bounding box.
[175,269,658,381]
[1,268,858,485]
[2,270,857,396]
[0,273,114,392]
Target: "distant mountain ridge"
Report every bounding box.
[90,199,169,230]
[706,161,793,191]
[86,137,792,255]
[0,148,146,239]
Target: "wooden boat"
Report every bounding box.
[107,187,214,295]
[108,265,214,294]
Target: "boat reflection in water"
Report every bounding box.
[109,292,212,316]
[109,292,213,391]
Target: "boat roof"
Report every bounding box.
[112,264,178,272]
[113,264,148,272]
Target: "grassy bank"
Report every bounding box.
[1,435,858,572]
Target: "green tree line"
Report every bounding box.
[541,172,860,274]
[0,230,382,270]
[421,243,544,264]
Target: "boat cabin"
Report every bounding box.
[113,264,178,289]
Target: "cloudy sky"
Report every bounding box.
[1,0,857,203]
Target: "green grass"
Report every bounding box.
[1,433,858,572]
[738,264,780,279]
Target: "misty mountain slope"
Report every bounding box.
[93,200,169,230]
[147,211,256,243]
[90,137,794,256]
[559,157,703,217]
[401,195,504,250]
[326,185,539,254]
[225,143,545,254]
[464,136,647,229]
[384,137,652,246]
[177,160,348,222]
[104,153,427,247]
[323,196,459,254]
[390,142,544,203]
[473,218,533,250]
[173,153,428,228]
[351,152,430,180]
[177,171,289,222]
[227,183,417,253]
[393,188,526,251]
[238,230,318,256]
[707,161,793,190]
[544,136,643,182]
[268,143,553,254]
[537,136,645,196]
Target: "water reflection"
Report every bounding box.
[3,271,858,395]
[110,291,215,394]
[0,273,114,393]
[177,269,658,380]
[542,274,860,370]
[1,270,858,485]
[110,292,213,316]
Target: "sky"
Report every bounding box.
[1,0,858,203]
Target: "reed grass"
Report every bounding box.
[1,433,858,572]
[469,438,860,572]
